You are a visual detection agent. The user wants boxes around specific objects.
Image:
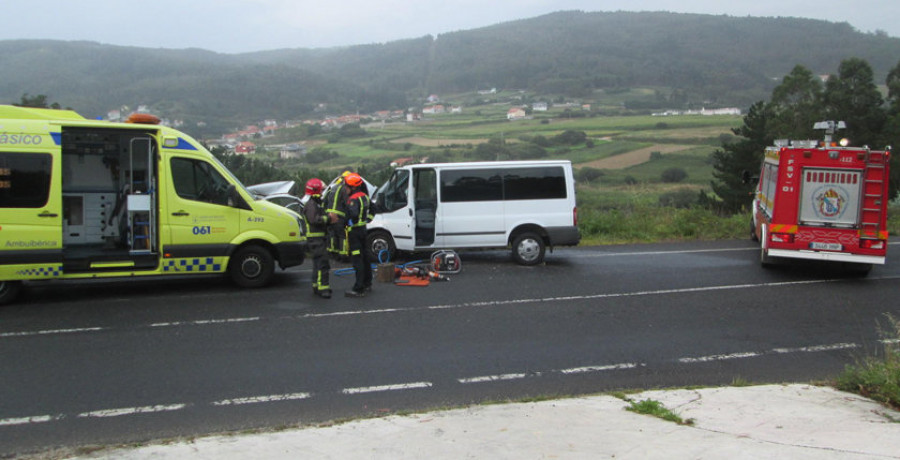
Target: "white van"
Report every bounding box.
[368,160,580,265]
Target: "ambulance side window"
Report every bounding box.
[0,152,52,208]
[170,158,230,206]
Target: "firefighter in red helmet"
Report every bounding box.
[303,178,331,298]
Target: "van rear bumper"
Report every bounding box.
[276,241,306,269]
[547,226,580,247]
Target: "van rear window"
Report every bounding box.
[440,166,566,202]
[0,152,52,208]
[504,167,566,200]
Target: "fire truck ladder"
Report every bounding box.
[860,151,887,239]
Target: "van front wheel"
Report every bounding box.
[512,232,545,266]
[229,245,275,288]
[366,230,396,263]
[0,281,22,306]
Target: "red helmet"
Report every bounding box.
[305,178,325,196]
[345,173,363,187]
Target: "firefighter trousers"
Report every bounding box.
[347,226,371,292]
[308,237,331,293]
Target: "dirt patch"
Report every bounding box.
[581,144,693,170]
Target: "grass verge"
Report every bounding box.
[834,314,900,411]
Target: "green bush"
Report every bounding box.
[661,167,688,183]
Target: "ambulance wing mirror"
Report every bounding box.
[227,184,252,210]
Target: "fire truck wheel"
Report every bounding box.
[229,245,275,288]
[750,218,759,242]
[0,281,22,306]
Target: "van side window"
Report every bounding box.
[505,167,566,200]
[441,169,502,202]
[170,157,230,205]
[0,152,52,208]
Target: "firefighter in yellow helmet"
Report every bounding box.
[324,171,352,259]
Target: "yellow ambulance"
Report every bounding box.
[0,105,305,304]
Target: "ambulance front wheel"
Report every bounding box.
[0,281,22,306]
[229,245,275,288]
[366,230,396,263]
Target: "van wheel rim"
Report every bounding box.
[518,239,540,261]
[241,256,263,278]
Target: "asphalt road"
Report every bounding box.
[2,239,899,457]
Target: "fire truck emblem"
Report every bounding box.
[814,187,845,218]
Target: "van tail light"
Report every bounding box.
[769,233,794,244]
[573,207,578,226]
[860,239,885,250]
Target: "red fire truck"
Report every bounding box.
[751,121,890,272]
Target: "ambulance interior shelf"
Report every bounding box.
[61,129,156,256]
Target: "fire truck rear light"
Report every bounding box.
[770,233,794,243]
[860,239,885,250]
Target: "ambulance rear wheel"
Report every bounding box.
[0,281,22,306]
[229,245,275,288]
[512,232,545,266]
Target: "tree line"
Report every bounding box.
[709,58,900,213]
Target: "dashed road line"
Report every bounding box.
[0,340,872,428]
[212,392,312,406]
[5,276,900,340]
[560,362,642,374]
[0,414,62,427]
[0,327,105,338]
[458,373,532,384]
[342,382,433,395]
[78,404,187,419]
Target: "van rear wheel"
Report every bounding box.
[0,281,22,306]
[229,245,275,288]
[512,232,545,266]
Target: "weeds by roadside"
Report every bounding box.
[835,314,900,411]
[625,399,694,425]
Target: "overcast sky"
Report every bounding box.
[4,0,898,54]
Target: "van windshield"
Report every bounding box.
[375,169,410,212]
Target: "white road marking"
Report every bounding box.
[560,362,641,374]
[77,404,187,418]
[679,351,763,363]
[150,317,260,328]
[342,382,433,395]
[458,373,530,384]
[772,343,859,354]
[0,327,104,338]
[0,414,61,426]
[212,392,311,406]
[679,342,861,363]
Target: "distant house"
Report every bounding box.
[235,141,256,155]
[280,143,306,159]
[423,105,445,115]
[532,102,548,112]
[390,157,415,167]
[507,107,526,120]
